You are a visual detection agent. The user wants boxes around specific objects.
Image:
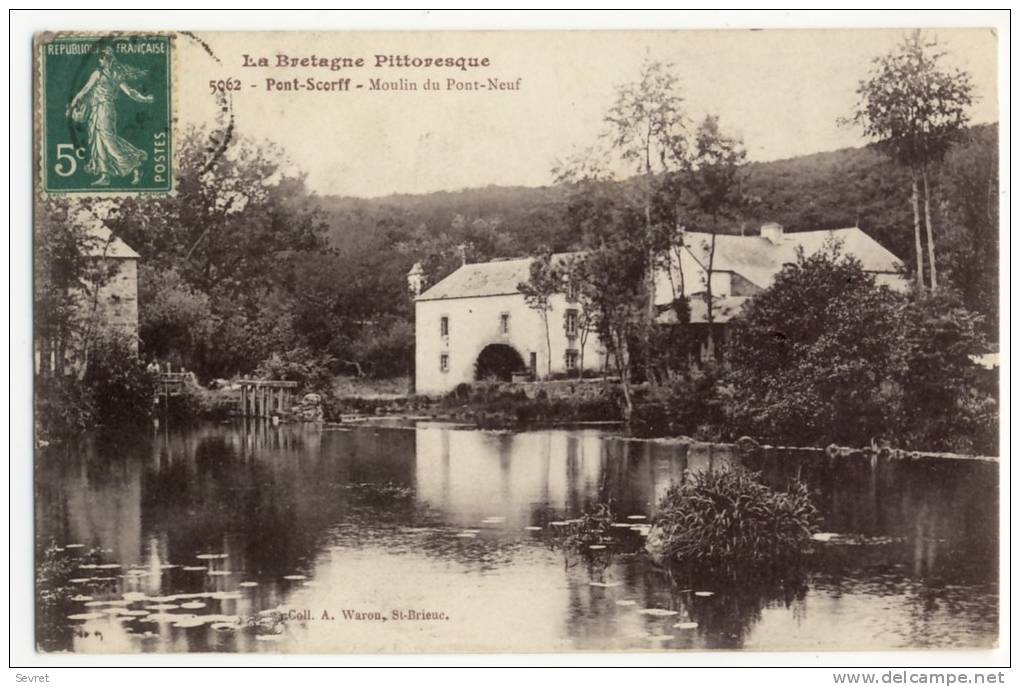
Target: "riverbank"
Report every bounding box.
[168,375,998,463]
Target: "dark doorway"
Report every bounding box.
[475,344,526,382]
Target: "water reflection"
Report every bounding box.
[35,422,998,653]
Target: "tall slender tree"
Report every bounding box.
[847,30,974,291]
[604,59,690,378]
[684,115,747,357]
[518,249,559,379]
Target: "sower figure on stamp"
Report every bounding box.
[66,46,153,186]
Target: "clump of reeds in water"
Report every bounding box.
[651,468,819,580]
[560,503,615,553]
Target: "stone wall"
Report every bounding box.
[480,378,614,401]
[93,257,139,350]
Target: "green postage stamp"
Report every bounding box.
[38,34,172,194]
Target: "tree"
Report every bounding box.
[553,157,650,419]
[604,59,690,378]
[847,30,974,291]
[684,115,747,356]
[518,249,559,379]
[34,201,123,381]
[726,244,903,444]
[726,243,992,450]
[96,128,330,379]
[936,125,999,339]
[562,255,598,378]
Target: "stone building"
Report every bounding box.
[85,223,141,349]
[654,224,910,360]
[412,253,609,396]
[34,223,140,376]
[413,224,908,395]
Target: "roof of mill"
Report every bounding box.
[681,227,903,290]
[81,219,141,259]
[417,252,582,301]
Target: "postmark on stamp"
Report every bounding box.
[38,34,173,195]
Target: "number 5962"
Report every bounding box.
[209,78,241,93]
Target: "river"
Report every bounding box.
[35,421,999,653]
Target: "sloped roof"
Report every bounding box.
[657,295,751,325]
[417,252,581,301]
[79,217,140,259]
[681,227,903,290]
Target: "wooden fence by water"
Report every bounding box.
[236,379,299,418]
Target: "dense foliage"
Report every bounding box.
[35,333,157,440]
[725,247,994,453]
[652,469,818,579]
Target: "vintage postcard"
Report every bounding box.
[29,25,1002,657]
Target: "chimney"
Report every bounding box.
[456,243,469,266]
[407,262,425,297]
[760,222,784,243]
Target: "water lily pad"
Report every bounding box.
[610,523,634,528]
[182,566,207,572]
[207,570,233,576]
[524,526,542,531]
[454,533,476,538]
[588,544,607,550]
[158,564,178,569]
[196,553,229,560]
[70,594,93,602]
[239,581,259,588]
[96,563,121,569]
[180,601,207,610]
[212,591,242,600]
[548,521,569,527]
[639,608,679,617]
[626,515,647,520]
[811,532,838,542]
[673,621,698,629]
[119,610,150,617]
[588,581,621,587]
[282,574,307,581]
[79,563,99,570]
[614,600,637,607]
[145,604,179,611]
[69,578,90,584]
[481,516,506,524]
[173,617,208,628]
[141,612,182,623]
[64,544,85,549]
[462,529,481,534]
[67,612,104,621]
[694,591,715,598]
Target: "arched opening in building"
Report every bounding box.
[475,344,527,382]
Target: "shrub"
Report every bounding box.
[35,376,94,441]
[725,245,995,451]
[82,333,158,428]
[560,503,615,552]
[255,346,336,392]
[651,468,818,580]
[632,363,728,438]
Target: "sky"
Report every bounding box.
[177,28,999,198]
